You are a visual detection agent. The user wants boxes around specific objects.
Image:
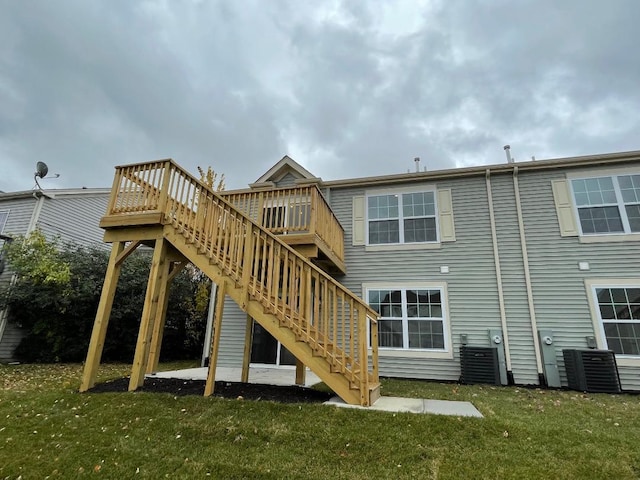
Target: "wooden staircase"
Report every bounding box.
[80,159,380,406]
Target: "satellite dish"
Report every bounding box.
[35,161,49,179]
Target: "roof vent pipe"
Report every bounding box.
[504,145,514,164]
[414,157,420,172]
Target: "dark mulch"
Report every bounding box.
[86,377,333,404]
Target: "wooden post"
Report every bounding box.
[370,316,379,384]
[357,305,369,406]
[145,259,176,374]
[157,160,172,219]
[241,314,253,383]
[204,280,227,396]
[129,237,168,390]
[79,241,126,392]
[295,359,306,386]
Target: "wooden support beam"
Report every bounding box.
[295,359,306,386]
[115,240,143,266]
[145,258,174,374]
[167,260,187,282]
[241,314,253,383]
[129,237,169,390]
[204,280,227,396]
[79,241,125,392]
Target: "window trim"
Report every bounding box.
[363,282,453,359]
[364,185,440,247]
[585,278,640,367]
[565,168,640,239]
[569,174,639,235]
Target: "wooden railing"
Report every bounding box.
[221,187,345,264]
[105,159,378,395]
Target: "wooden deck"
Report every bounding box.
[80,159,379,406]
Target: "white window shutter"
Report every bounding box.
[437,189,456,242]
[352,196,365,245]
[551,180,579,237]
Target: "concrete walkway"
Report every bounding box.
[149,367,483,418]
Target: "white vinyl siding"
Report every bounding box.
[570,174,640,235]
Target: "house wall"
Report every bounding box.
[518,165,640,390]
[275,173,299,188]
[217,161,640,391]
[329,176,504,381]
[489,173,540,385]
[37,193,109,247]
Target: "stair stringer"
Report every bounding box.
[162,226,379,406]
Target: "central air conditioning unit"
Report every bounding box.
[460,346,500,386]
[562,349,621,393]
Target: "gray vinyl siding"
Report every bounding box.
[489,174,540,385]
[518,165,640,391]
[0,197,37,362]
[217,298,248,368]
[328,177,503,381]
[275,173,299,188]
[37,193,109,248]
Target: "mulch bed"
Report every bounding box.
[86,377,333,404]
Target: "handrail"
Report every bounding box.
[105,159,378,390]
[221,186,345,262]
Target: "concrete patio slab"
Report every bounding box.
[148,366,321,388]
[325,396,483,417]
[150,367,483,417]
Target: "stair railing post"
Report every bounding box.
[369,315,379,384]
[240,220,255,310]
[157,160,173,222]
[357,304,369,406]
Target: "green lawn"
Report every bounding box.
[1,363,639,479]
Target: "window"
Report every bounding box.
[594,286,640,356]
[571,174,640,235]
[367,191,437,245]
[367,287,447,351]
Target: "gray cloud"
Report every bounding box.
[1,0,639,193]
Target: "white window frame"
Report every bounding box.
[569,172,640,237]
[365,185,440,247]
[363,282,453,359]
[585,278,640,367]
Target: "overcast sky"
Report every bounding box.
[1,0,639,192]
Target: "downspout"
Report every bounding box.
[512,167,545,384]
[485,169,514,383]
[0,192,46,349]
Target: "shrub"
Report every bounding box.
[1,233,208,363]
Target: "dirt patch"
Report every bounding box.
[86,377,333,404]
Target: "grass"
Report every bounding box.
[1,363,639,479]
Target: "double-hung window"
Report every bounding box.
[367,287,448,351]
[367,191,437,245]
[593,286,640,356]
[571,174,640,235]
